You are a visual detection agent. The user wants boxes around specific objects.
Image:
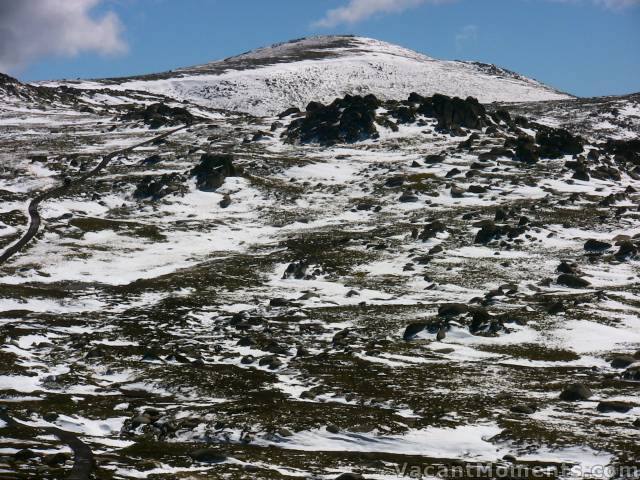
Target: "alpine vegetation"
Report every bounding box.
[0,35,639,479]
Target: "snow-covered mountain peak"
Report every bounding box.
[42,35,572,116]
[183,35,436,73]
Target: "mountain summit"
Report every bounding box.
[47,36,572,116]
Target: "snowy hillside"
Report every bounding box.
[2,34,640,480]
[42,36,572,116]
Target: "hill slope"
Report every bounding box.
[1,85,639,478]
[3,35,640,480]
[42,36,572,116]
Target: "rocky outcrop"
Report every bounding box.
[535,125,584,158]
[506,136,539,164]
[190,154,237,192]
[121,102,195,129]
[134,173,186,200]
[473,220,526,244]
[603,138,640,163]
[407,92,488,132]
[283,92,490,145]
[284,94,380,145]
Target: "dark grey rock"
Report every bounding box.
[611,355,635,369]
[597,401,634,413]
[438,303,468,317]
[584,239,612,252]
[559,383,592,401]
[510,404,537,415]
[326,424,340,434]
[188,449,227,463]
[557,274,591,289]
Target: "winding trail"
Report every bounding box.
[0,407,94,480]
[0,125,187,266]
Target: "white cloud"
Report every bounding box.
[314,0,640,27]
[313,0,455,28]
[0,0,127,73]
[455,25,478,51]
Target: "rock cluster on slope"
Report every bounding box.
[284,93,491,145]
[190,154,237,191]
[121,102,196,129]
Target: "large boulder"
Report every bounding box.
[602,138,640,163]
[596,401,634,413]
[623,365,640,381]
[506,136,539,164]
[611,355,635,369]
[410,93,487,131]
[584,239,612,252]
[557,274,591,289]
[615,240,638,260]
[559,383,592,401]
[390,105,417,124]
[535,125,583,158]
[469,307,504,335]
[403,321,429,340]
[438,303,468,317]
[490,109,513,126]
[419,220,447,241]
[474,221,502,244]
[473,221,525,244]
[566,158,591,181]
[282,261,317,280]
[190,154,236,192]
[188,448,227,463]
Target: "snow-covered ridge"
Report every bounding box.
[39,36,573,116]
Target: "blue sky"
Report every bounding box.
[5,0,640,97]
